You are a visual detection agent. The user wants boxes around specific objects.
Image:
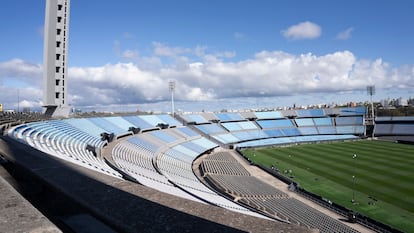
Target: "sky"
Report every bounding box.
[0,0,414,112]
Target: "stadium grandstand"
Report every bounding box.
[3,106,405,232]
[373,116,414,142]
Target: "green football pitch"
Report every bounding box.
[242,140,414,232]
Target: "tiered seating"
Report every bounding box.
[374,123,393,135]
[221,121,258,131]
[148,130,179,143]
[215,113,244,122]
[186,107,365,145]
[105,116,135,131]
[6,109,367,228]
[191,137,218,150]
[391,124,414,135]
[314,118,335,135]
[174,127,200,138]
[181,114,209,124]
[201,150,358,233]
[281,128,301,137]
[335,116,363,125]
[201,151,286,198]
[295,118,315,127]
[199,112,219,122]
[110,127,263,218]
[157,114,183,127]
[257,119,294,129]
[0,112,48,128]
[337,107,366,116]
[254,111,284,119]
[232,130,269,141]
[244,198,358,233]
[239,111,257,120]
[153,136,264,217]
[195,124,227,135]
[262,129,284,137]
[374,116,414,136]
[202,160,249,176]
[207,175,288,198]
[335,116,364,135]
[313,117,333,126]
[203,151,239,162]
[201,151,250,176]
[296,109,325,118]
[7,114,193,180]
[112,138,199,201]
[391,116,414,121]
[65,118,108,139]
[9,121,121,178]
[88,117,132,138]
[212,133,240,144]
[122,116,155,130]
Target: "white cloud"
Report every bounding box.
[0,85,42,111]
[1,46,413,111]
[122,49,139,59]
[0,59,42,79]
[152,42,191,57]
[282,21,322,40]
[336,27,354,40]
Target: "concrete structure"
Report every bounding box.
[0,166,61,233]
[43,0,70,117]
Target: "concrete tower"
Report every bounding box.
[43,0,70,117]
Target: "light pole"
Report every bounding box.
[169,80,175,117]
[367,85,375,138]
[352,154,357,203]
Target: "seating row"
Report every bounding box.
[180,107,366,123]
[374,116,414,136]
[200,150,358,233]
[9,121,121,177]
[110,127,264,218]
[244,198,359,233]
[206,174,288,198]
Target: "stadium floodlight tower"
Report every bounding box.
[367,85,375,137]
[43,0,71,118]
[169,80,176,117]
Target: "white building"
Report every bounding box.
[43,0,70,117]
[396,97,408,107]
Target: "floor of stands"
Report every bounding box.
[201,149,375,233]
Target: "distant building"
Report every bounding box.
[381,98,390,109]
[43,0,70,117]
[396,97,408,107]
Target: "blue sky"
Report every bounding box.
[0,0,413,111]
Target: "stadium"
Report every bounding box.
[1,1,414,233]
[1,106,414,233]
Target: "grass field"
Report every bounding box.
[242,140,414,232]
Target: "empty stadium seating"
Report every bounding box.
[201,150,359,233]
[374,116,414,136]
[183,107,365,146]
[9,121,121,177]
[6,107,369,232]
